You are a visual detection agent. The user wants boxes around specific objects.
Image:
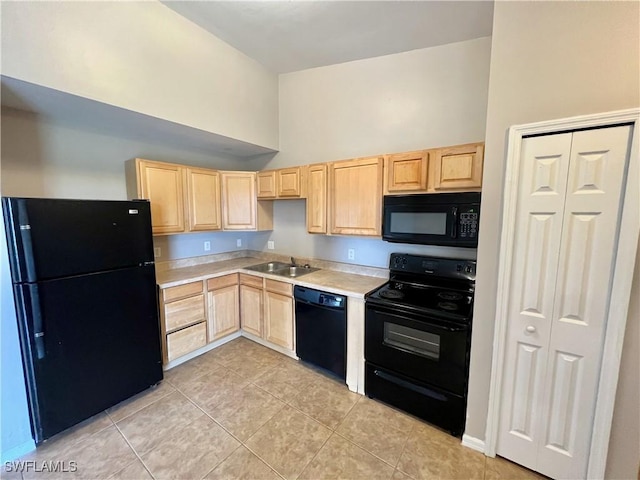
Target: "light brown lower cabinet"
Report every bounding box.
[239,274,264,337]
[160,280,207,363]
[239,275,294,352]
[207,274,240,342]
[166,323,207,362]
[264,291,294,350]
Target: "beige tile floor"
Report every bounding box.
[2,338,546,480]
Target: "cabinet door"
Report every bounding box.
[307,164,327,233]
[431,143,483,190]
[221,172,257,230]
[329,157,383,236]
[240,284,263,337]
[277,167,301,197]
[208,284,240,341]
[264,291,294,350]
[384,151,429,193]
[257,171,277,199]
[186,168,221,231]
[136,159,185,234]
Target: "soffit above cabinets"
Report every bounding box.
[0,76,278,159]
[161,1,494,74]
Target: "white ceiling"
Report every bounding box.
[161,1,494,73]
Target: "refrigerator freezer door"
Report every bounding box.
[2,198,155,283]
[14,265,162,443]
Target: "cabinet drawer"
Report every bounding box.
[163,281,203,302]
[207,273,238,291]
[265,279,293,296]
[239,273,264,289]
[164,295,205,332]
[166,323,206,362]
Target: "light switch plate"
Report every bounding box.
[267,240,275,250]
[236,238,242,247]
[348,248,355,260]
[204,241,211,251]
[154,247,161,258]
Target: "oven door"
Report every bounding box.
[365,302,470,395]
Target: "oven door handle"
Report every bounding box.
[367,304,469,333]
[373,369,448,402]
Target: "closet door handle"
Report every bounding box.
[526,325,536,334]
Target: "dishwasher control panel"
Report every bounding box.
[294,286,346,309]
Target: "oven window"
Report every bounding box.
[383,322,440,360]
[389,212,447,235]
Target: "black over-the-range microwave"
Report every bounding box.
[382,192,481,247]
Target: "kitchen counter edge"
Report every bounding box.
[155,257,387,299]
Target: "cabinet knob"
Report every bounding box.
[526,325,536,333]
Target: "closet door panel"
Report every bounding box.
[496,132,572,469]
[537,125,632,479]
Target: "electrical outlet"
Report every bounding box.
[236,238,242,248]
[204,241,211,251]
[154,247,161,258]
[267,240,275,250]
[348,248,355,260]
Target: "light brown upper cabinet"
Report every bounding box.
[306,164,328,234]
[185,167,222,231]
[277,167,305,198]
[430,143,484,191]
[257,170,277,199]
[133,158,222,235]
[257,167,306,199]
[135,159,186,235]
[221,171,273,231]
[384,150,429,194]
[329,156,383,236]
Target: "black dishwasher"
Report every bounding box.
[294,286,347,381]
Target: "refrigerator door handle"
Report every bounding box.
[34,332,45,359]
[26,285,46,360]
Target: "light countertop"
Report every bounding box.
[155,256,387,298]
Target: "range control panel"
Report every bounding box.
[390,253,476,281]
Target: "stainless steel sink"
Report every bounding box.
[245,262,320,278]
[275,265,320,278]
[244,261,290,273]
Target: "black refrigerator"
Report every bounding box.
[2,197,163,444]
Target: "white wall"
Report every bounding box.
[273,37,491,168]
[468,2,639,478]
[0,1,279,150]
[248,38,491,266]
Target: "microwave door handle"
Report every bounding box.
[451,207,458,238]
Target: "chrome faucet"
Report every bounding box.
[290,256,297,266]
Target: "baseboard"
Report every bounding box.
[461,434,486,454]
[1,440,36,463]
[241,331,298,360]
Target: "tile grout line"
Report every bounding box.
[105,384,175,425]
[110,421,156,480]
[173,376,286,477]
